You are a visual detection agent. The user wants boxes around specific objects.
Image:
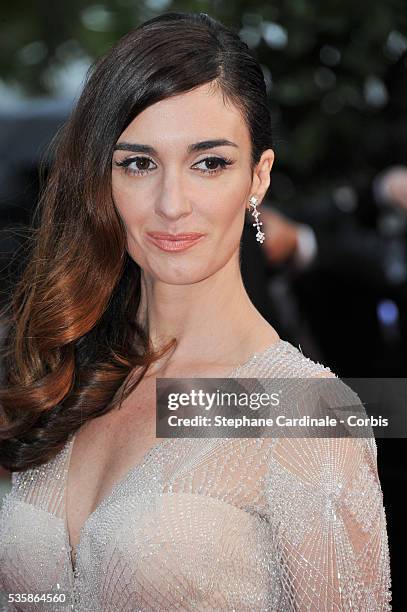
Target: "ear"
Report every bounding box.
[247,149,275,208]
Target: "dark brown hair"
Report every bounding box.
[0,11,273,471]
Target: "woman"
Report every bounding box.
[0,11,392,611]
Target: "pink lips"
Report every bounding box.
[146,232,204,252]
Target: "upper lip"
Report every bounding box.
[147,232,204,240]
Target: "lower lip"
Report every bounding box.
[146,235,204,252]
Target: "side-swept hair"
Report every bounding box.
[0,11,273,471]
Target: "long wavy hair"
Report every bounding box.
[0,11,273,471]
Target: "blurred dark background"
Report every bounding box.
[0,0,406,608]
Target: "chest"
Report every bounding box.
[64,359,246,565]
[65,375,163,561]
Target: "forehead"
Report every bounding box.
[117,82,249,149]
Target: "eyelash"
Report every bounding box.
[114,155,234,177]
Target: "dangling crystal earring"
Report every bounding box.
[248,196,265,244]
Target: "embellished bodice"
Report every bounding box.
[0,340,392,610]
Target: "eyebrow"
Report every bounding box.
[113,139,239,154]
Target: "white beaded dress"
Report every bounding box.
[0,339,392,610]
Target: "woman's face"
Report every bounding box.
[111,82,273,284]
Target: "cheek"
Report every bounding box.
[210,183,247,229]
[112,181,147,229]
[112,173,248,241]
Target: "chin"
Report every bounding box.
[138,256,216,284]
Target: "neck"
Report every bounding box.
[138,250,278,371]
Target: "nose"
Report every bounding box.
[154,168,193,222]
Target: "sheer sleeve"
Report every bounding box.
[264,416,392,609]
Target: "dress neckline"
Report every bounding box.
[63,336,288,575]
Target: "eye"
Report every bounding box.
[114,155,234,177]
[192,156,234,175]
[114,156,157,176]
